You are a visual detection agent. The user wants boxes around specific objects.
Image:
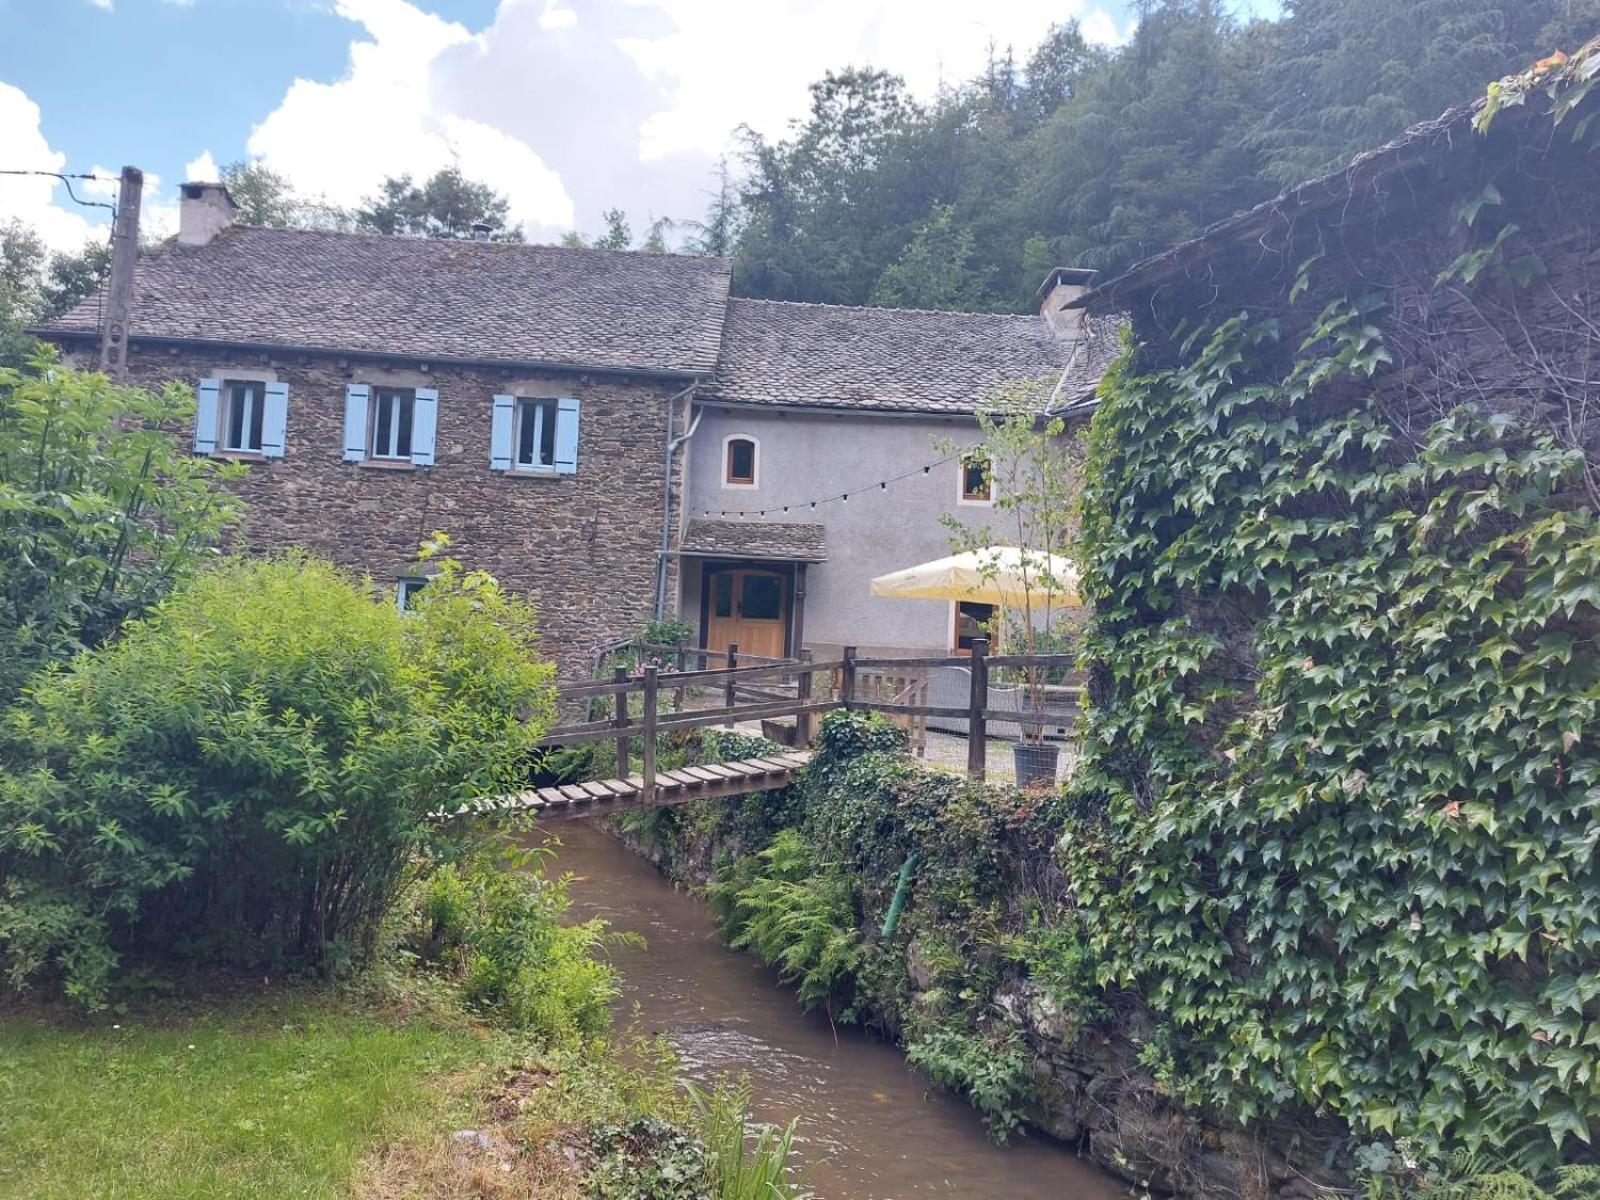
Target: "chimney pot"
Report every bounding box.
[471,222,492,241]
[178,181,237,247]
[1036,266,1097,336]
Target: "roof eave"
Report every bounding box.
[32,328,716,383]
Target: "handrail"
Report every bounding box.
[537,641,1081,787]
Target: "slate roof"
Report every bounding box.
[700,297,1080,415]
[41,226,733,376]
[678,519,828,562]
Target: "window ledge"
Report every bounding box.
[211,450,268,463]
[503,466,562,479]
[357,458,418,472]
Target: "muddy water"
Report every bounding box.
[549,821,1126,1200]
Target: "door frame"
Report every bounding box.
[697,559,800,659]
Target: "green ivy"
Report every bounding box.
[1068,297,1600,1164]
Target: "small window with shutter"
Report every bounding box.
[195,377,287,459]
[346,383,436,467]
[492,393,579,475]
[370,387,415,460]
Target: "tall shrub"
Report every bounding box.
[0,552,554,1006]
[0,347,242,702]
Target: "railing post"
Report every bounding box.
[642,665,659,802]
[841,645,857,711]
[673,637,687,713]
[724,641,739,729]
[967,637,988,781]
[612,665,630,779]
[795,648,814,747]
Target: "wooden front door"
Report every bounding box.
[706,569,789,659]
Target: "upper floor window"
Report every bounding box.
[342,383,438,467]
[515,397,559,470]
[371,387,415,460]
[959,455,992,504]
[724,435,758,488]
[490,394,581,475]
[193,376,288,459]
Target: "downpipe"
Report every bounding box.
[653,383,703,619]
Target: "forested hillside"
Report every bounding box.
[720,0,1600,311]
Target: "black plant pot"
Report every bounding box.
[1012,741,1060,788]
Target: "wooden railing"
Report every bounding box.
[540,638,1079,792]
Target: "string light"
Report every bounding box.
[697,453,959,520]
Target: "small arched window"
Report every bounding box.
[724,435,758,487]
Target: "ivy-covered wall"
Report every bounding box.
[1071,59,1600,1173]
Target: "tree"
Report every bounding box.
[869,205,985,309]
[355,167,523,241]
[0,221,46,366]
[0,347,243,702]
[215,159,351,231]
[591,208,632,251]
[682,158,741,257]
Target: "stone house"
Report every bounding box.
[38,183,1112,675]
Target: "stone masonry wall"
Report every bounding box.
[117,342,687,680]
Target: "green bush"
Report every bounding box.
[0,348,242,703]
[0,552,554,1006]
[408,843,622,1041]
[906,1023,1036,1141]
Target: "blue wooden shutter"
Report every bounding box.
[343,383,369,462]
[490,394,514,471]
[410,388,438,467]
[261,381,288,458]
[194,378,220,454]
[554,397,581,475]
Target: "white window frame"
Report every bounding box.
[370,387,416,461]
[396,577,428,612]
[220,379,266,453]
[957,454,994,506]
[722,433,760,490]
[513,396,560,472]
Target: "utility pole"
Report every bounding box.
[97,165,142,380]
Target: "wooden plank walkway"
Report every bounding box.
[450,751,813,823]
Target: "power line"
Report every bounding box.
[0,169,118,216]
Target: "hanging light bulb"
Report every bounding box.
[923,465,931,474]
[842,494,849,503]
[880,481,887,489]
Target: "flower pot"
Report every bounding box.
[1012,741,1060,788]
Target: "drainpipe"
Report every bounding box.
[654,382,703,619]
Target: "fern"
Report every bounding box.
[714,830,863,1017]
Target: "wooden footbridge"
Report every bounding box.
[456,639,1081,822]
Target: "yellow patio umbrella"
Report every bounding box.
[868,547,1081,608]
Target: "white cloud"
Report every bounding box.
[185,150,221,182]
[0,83,105,253]
[245,0,1121,240]
[625,0,1121,162]
[86,0,113,9]
[248,0,575,234]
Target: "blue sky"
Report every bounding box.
[1,0,1279,251]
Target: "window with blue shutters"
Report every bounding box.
[345,383,437,466]
[196,377,287,458]
[493,394,579,474]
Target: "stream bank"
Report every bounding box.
[596,717,1349,1200]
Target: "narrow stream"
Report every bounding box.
[548,821,1127,1200]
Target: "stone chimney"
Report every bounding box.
[1036,266,1097,336]
[178,182,237,247]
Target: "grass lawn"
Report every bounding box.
[0,984,499,1200]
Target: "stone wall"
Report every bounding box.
[116,342,688,679]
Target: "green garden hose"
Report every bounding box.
[881,852,919,938]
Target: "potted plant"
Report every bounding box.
[939,386,1081,788]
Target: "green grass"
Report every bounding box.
[0,986,490,1200]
